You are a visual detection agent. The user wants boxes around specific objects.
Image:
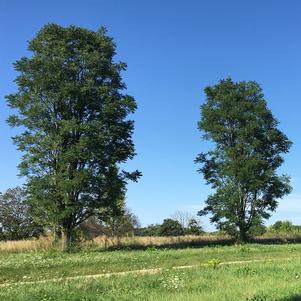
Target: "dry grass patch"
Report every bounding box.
[0,237,53,252]
[0,235,231,253]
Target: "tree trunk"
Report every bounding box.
[53,226,62,241]
[238,226,249,243]
[60,227,73,251]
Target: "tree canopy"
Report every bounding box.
[196,78,292,242]
[6,24,141,247]
[159,218,184,236]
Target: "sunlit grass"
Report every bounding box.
[1,259,301,300]
[2,240,301,300]
[1,243,301,285]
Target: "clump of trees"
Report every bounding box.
[137,212,203,236]
[6,24,141,249]
[0,185,141,242]
[172,210,203,235]
[266,220,301,235]
[159,218,184,236]
[269,220,294,233]
[0,187,43,240]
[196,78,292,242]
[136,224,162,236]
[80,207,140,239]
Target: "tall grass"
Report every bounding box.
[0,235,231,253]
[90,234,232,249]
[1,233,301,253]
[0,236,53,252]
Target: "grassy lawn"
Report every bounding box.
[1,243,301,300]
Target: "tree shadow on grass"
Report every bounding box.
[278,296,301,301]
[104,236,301,251]
[253,236,301,245]
[105,237,234,251]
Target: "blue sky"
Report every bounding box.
[1,0,301,230]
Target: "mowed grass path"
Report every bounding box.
[1,244,301,300]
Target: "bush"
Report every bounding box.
[159,219,184,236]
[135,224,161,236]
[266,220,300,235]
[207,258,221,269]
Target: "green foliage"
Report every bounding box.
[136,215,203,237]
[234,266,257,276]
[196,78,292,242]
[159,218,184,236]
[80,207,140,239]
[136,224,161,236]
[207,258,221,269]
[249,221,267,237]
[0,187,44,240]
[100,207,140,237]
[185,218,204,235]
[6,24,141,247]
[266,220,301,235]
[270,220,294,232]
[146,246,158,252]
[246,294,269,301]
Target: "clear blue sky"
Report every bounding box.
[1,0,301,230]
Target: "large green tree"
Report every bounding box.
[6,24,141,247]
[196,78,291,242]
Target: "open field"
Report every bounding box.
[1,260,301,301]
[1,243,301,300]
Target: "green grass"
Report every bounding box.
[1,243,301,300]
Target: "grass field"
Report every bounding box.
[1,243,301,300]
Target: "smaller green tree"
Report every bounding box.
[159,218,184,236]
[186,218,204,235]
[99,207,140,237]
[196,78,292,242]
[136,224,161,236]
[0,187,43,240]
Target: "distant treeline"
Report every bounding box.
[0,186,299,241]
